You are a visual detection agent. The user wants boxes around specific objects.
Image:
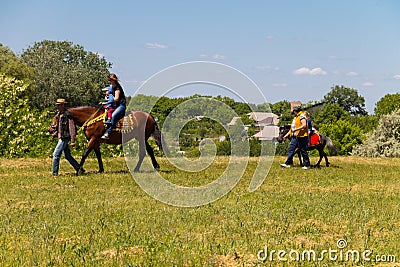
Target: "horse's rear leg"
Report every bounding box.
[134,139,146,172]
[323,152,330,167]
[94,146,104,173]
[315,147,329,167]
[145,140,160,170]
[315,150,323,167]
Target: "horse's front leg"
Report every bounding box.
[77,137,96,175]
[295,148,303,167]
[134,138,146,172]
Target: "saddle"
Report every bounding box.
[82,112,137,133]
[309,133,321,146]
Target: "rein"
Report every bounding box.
[79,106,103,132]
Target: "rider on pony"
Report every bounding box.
[304,111,320,147]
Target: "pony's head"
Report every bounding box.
[277,125,291,143]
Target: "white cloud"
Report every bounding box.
[145,42,168,49]
[346,71,359,77]
[293,67,327,76]
[394,74,400,80]
[266,35,274,40]
[199,54,208,58]
[362,82,374,87]
[212,54,225,60]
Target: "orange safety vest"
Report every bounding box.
[290,111,308,138]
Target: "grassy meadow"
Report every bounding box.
[0,155,399,266]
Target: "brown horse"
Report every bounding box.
[55,106,163,174]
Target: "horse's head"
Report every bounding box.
[68,106,103,127]
[277,125,291,143]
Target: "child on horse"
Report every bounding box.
[101,86,116,124]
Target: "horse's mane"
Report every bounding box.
[69,105,99,110]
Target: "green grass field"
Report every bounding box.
[0,156,399,266]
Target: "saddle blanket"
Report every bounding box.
[84,112,137,133]
[310,133,320,146]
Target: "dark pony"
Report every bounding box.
[50,106,162,174]
[277,125,337,167]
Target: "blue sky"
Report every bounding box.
[2,0,399,113]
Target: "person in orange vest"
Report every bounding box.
[280,105,311,169]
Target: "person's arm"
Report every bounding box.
[49,114,59,137]
[283,129,291,140]
[68,117,76,146]
[293,118,307,132]
[114,89,120,102]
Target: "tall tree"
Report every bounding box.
[374,93,400,117]
[313,103,351,126]
[323,85,368,116]
[0,43,34,81]
[21,40,111,110]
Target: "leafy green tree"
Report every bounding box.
[323,85,368,115]
[269,101,291,126]
[374,93,400,117]
[348,115,378,133]
[314,103,351,126]
[318,120,363,155]
[0,74,54,157]
[233,102,253,116]
[21,40,111,110]
[256,102,272,112]
[0,43,34,81]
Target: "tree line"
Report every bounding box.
[1,40,399,158]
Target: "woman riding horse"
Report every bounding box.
[54,106,163,174]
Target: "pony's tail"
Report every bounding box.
[326,136,338,154]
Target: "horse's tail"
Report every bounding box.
[149,114,164,153]
[326,136,338,154]
[153,121,163,151]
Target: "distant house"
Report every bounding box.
[252,125,280,141]
[247,112,279,126]
[227,112,280,141]
[227,116,240,126]
[290,101,302,112]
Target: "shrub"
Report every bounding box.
[352,109,400,157]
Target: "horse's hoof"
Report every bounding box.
[99,169,104,173]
